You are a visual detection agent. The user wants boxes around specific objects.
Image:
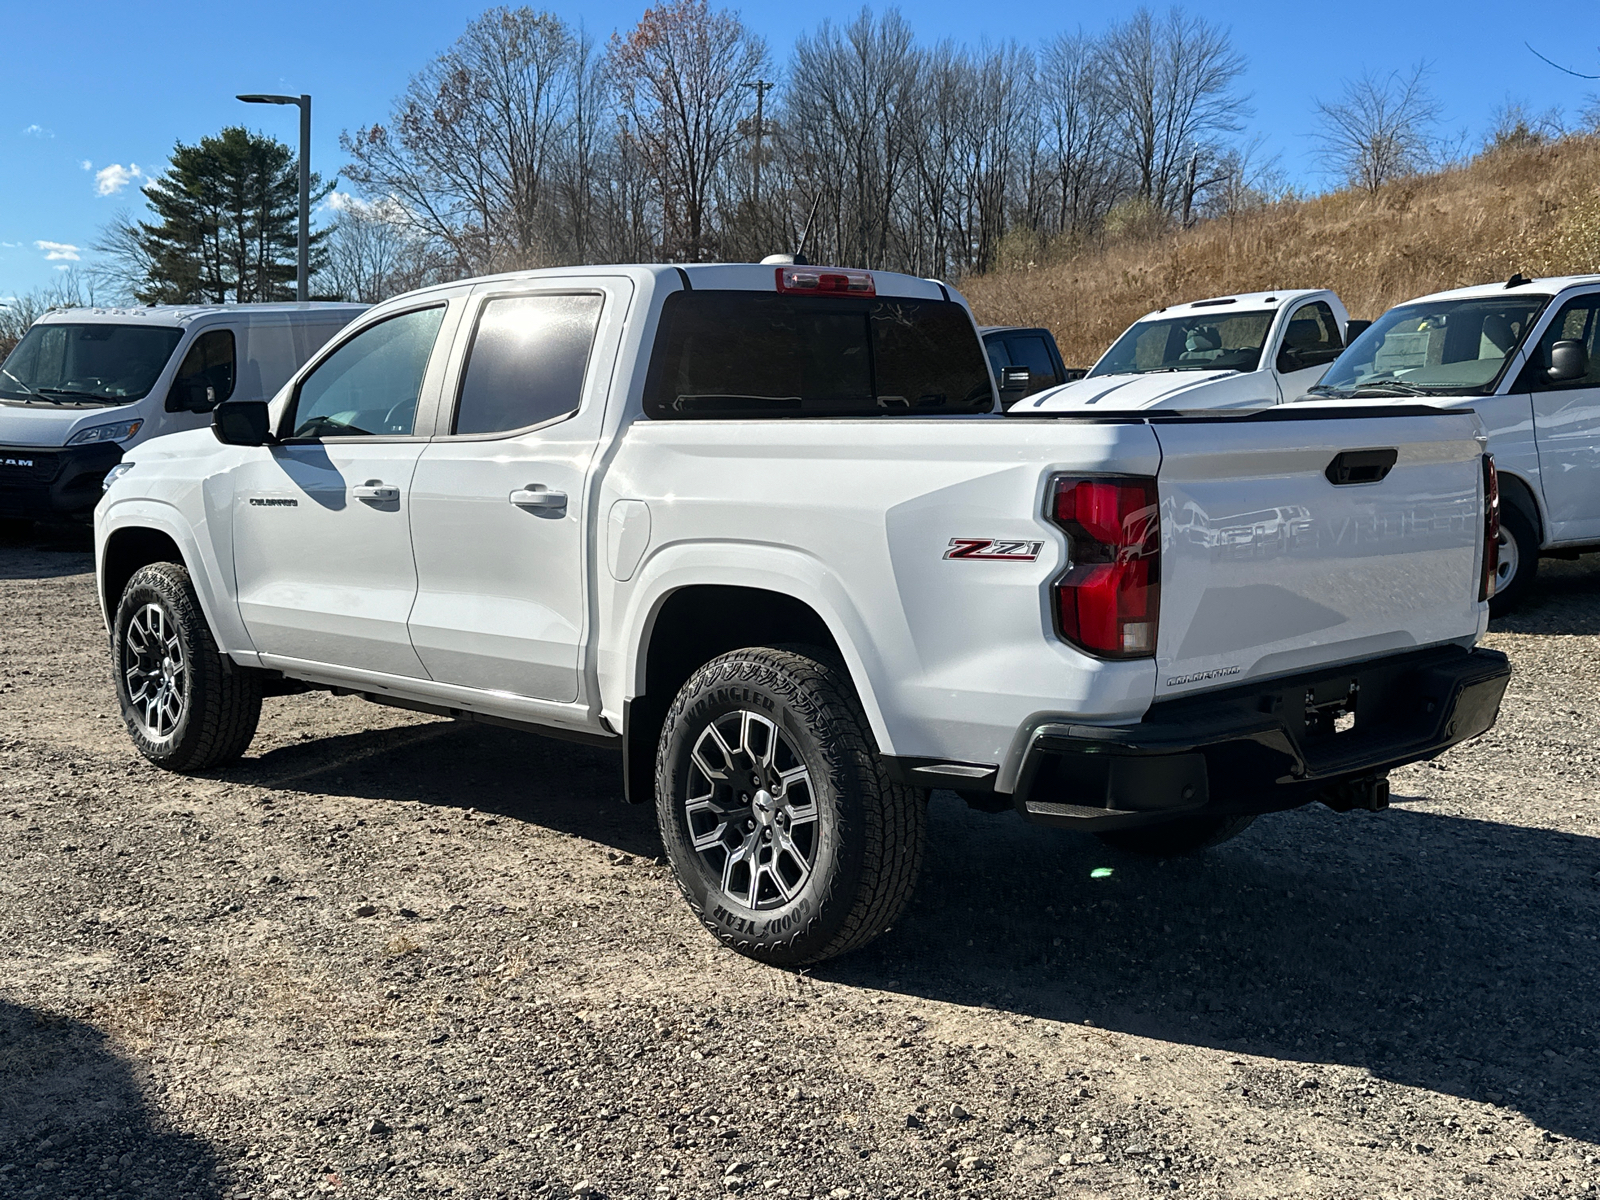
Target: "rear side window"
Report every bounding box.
[454,293,603,435]
[645,291,992,418]
[168,329,236,410]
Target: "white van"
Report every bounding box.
[0,303,365,522]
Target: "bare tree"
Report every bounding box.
[316,197,447,303]
[1485,98,1566,153]
[89,211,156,304]
[1100,8,1250,214]
[1314,64,1442,192]
[610,0,768,261]
[343,7,579,275]
[1036,32,1124,237]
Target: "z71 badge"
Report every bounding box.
[944,538,1043,561]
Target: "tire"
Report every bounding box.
[1095,813,1256,857]
[1488,503,1538,618]
[655,646,925,966]
[112,561,262,772]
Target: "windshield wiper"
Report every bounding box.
[1348,380,1432,397]
[0,366,44,401]
[35,387,119,403]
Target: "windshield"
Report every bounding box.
[1090,309,1275,377]
[0,323,184,405]
[1312,296,1548,396]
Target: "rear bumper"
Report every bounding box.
[1010,644,1509,830]
[0,443,123,521]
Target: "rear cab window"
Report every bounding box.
[645,291,992,419]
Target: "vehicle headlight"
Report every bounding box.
[67,419,143,446]
[101,462,136,493]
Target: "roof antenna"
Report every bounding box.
[1505,272,1531,288]
[793,194,821,267]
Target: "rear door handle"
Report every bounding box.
[509,485,567,509]
[353,480,400,502]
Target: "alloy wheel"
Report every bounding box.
[685,709,818,909]
[123,601,188,742]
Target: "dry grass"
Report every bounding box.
[962,137,1600,368]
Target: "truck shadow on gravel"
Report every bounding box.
[824,793,1600,1145]
[0,1000,223,1198]
[0,528,93,580]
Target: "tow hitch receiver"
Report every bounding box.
[1319,773,1390,813]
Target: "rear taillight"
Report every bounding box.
[775,266,875,296]
[1048,475,1160,659]
[1480,454,1500,602]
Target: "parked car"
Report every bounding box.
[0,302,365,522]
[1010,289,1355,414]
[96,262,1509,966]
[980,325,1082,406]
[1301,273,1600,614]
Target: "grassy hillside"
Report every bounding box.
[962,137,1600,369]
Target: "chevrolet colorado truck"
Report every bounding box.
[95,263,1510,966]
[1301,273,1600,614]
[1012,289,1356,414]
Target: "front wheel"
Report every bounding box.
[1488,504,1538,618]
[1095,813,1256,857]
[655,646,925,966]
[113,561,262,772]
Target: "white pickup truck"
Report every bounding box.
[1302,273,1600,613]
[1011,289,1355,414]
[96,263,1510,965]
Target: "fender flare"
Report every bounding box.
[606,540,901,756]
[97,497,256,660]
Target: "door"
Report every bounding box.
[1524,292,1600,543]
[1275,300,1345,399]
[232,303,452,677]
[407,283,626,702]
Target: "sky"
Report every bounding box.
[2,0,1596,297]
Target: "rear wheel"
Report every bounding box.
[1488,504,1538,617]
[113,562,262,772]
[655,646,925,966]
[1095,813,1256,857]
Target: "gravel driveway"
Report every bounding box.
[2,525,1597,1200]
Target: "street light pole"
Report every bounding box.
[237,92,311,302]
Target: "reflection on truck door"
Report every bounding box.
[1524,293,1600,543]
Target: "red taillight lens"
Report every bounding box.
[775,266,875,296]
[1480,454,1500,602]
[1049,476,1160,659]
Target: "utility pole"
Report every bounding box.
[744,79,775,211]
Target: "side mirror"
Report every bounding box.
[212,401,275,447]
[167,379,217,413]
[1344,319,1372,344]
[1548,340,1588,383]
[999,366,1030,393]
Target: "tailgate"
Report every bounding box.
[1152,408,1485,699]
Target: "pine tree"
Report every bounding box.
[134,127,330,304]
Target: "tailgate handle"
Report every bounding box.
[1325,448,1398,486]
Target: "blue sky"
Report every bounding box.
[2,0,1595,296]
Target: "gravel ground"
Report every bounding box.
[2,524,1598,1200]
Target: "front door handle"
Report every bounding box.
[509,485,567,510]
[353,480,400,502]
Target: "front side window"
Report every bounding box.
[167,329,236,410]
[1004,335,1059,388]
[0,323,183,405]
[1091,310,1275,377]
[1519,295,1600,391]
[288,306,446,438]
[645,292,992,418]
[454,293,603,435]
[1276,301,1343,374]
[1313,296,1547,397]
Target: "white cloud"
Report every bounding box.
[21,124,52,138]
[35,240,81,262]
[80,159,92,171]
[94,163,141,196]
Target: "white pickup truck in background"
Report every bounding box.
[96,263,1509,965]
[1011,289,1357,414]
[1303,273,1600,614]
